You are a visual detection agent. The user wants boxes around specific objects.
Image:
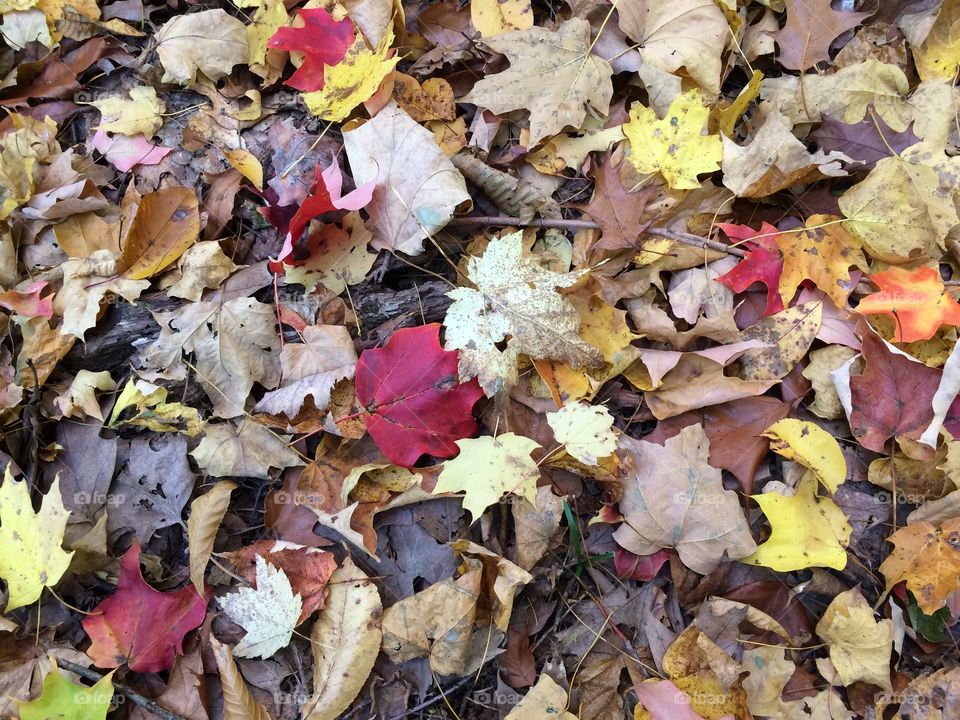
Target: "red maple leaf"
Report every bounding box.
[849,330,941,454]
[354,323,484,468]
[266,162,374,273]
[716,222,785,316]
[856,266,960,343]
[267,8,355,92]
[82,541,209,673]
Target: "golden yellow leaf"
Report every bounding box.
[879,517,960,614]
[762,418,846,494]
[120,187,200,280]
[187,481,236,594]
[471,0,532,37]
[623,90,722,189]
[91,86,165,137]
[223,148,263,189]
[914,0,960,81]
[816,587,893,690]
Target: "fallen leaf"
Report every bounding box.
[574,153,654,251]
[167,240,239,302]
[83,541,208,672]
[119,187,200,280]
[716,222,785,316]
[545,401,617,465]
[857,266,960,343]
[91,85,164,137]
[816,587,892,690]
[54,369,115,421]
[0,467,73,611]
[343,101,468,255]
[913,0,960,81]
[737,301,822,382]
[461,19,613,145]
[267,7,355,91]
[762,418,847,493]
[802,345,859,419]
[769,0,872,70]
[623,89,723,189]
[879,517,960,614]
[471,0,531,37]
[91,130,173,172]
[192,421,302,479]
[209,636,272,720]
[301,556,381,720]
[16,659,113,720]
[220,556,302,658]
[443,232,602,395]
[187,481,236,594]
[355,323,483,467]
[808,106,920,170]
[613,424,757,574]
[505,674,577,720]
[155,9,248,85]
[390,73,455,121]
[434,433,541,520]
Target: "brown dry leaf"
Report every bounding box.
[187,481,236,594]
[769,0,872,70]
[209,636,272,720]
[879,517,960,615]
[737,301,823,382]
[390,72,455,121]
[120,187,200,280]
[613,424,757,573]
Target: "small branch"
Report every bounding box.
[447,215,745,258]
[56,660,189,720]
[388,674,475,720]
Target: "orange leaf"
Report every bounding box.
[857,266,960,342]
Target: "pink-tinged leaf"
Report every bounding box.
[614,547,668,580]
[0,281,52,319]
[633,680,728,720]
[268,163,374,272]
[354,323,484,468]
[809,105,920,170]
[716,222,784,316]
[267,7,356,91]
[82,541,209,673]
[91,130,173,172]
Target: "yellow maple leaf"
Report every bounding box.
[762,419,846,494]
[302,26,399,122]
[433,434,541,520]
[879,517,960,615]
[743,472,851,572]
[623,89,722,189]
[775,215,865,309]
[913,0,960,81]
[91,86,165,137]
[471,0,532,37]
[0,466,74,611]
[816,587,893,690]
[247,0,287,67]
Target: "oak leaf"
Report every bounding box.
[857,266,960,343]
[623,90,722,189]
[82,541,208,672]
[612,424,757,574]
[461,19,613,146]
[443,232,602,395]
[355,324,483,468]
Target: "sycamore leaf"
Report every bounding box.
[220,556,302,658]
[192,421,302,479]
[267,7,355,91]
[506,675,577,720]
[879,517,960,614]
[443,232,602,395]
[155,9,248,85]
[769,0,872,70]
[616,0,728,93]
[775,215,865,308]
[434,433,541,521]
[716,222,784,316]
[210,637,272,720]
[302,25,399,121]
[134,298,280,418]
[623,90,722,189]
[16,660,114,720]
[342,102,468,255]
[612,424,757,574]
[763,419,846,493]
[302,557,381,720]
[187,481,236,595]
[546,402,617,465]
[461,19,613,145]
[91,86,164,137]
[744,472,851,571]
[816,587,893,690]
[857,266,960,343]
[839,154,958,264]
[254,324,358,419]
[913,0,960,81]
[0,467,73,611]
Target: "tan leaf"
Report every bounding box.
[187,481,236,594]
[301,557,381,720]
[209,636,272,720]
[120,187,200,280]
[155,9,248,85]
[192,421,303,479]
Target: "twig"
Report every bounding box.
[447,215,745,257]
[388,675,475,720]
[56,660,189,720]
